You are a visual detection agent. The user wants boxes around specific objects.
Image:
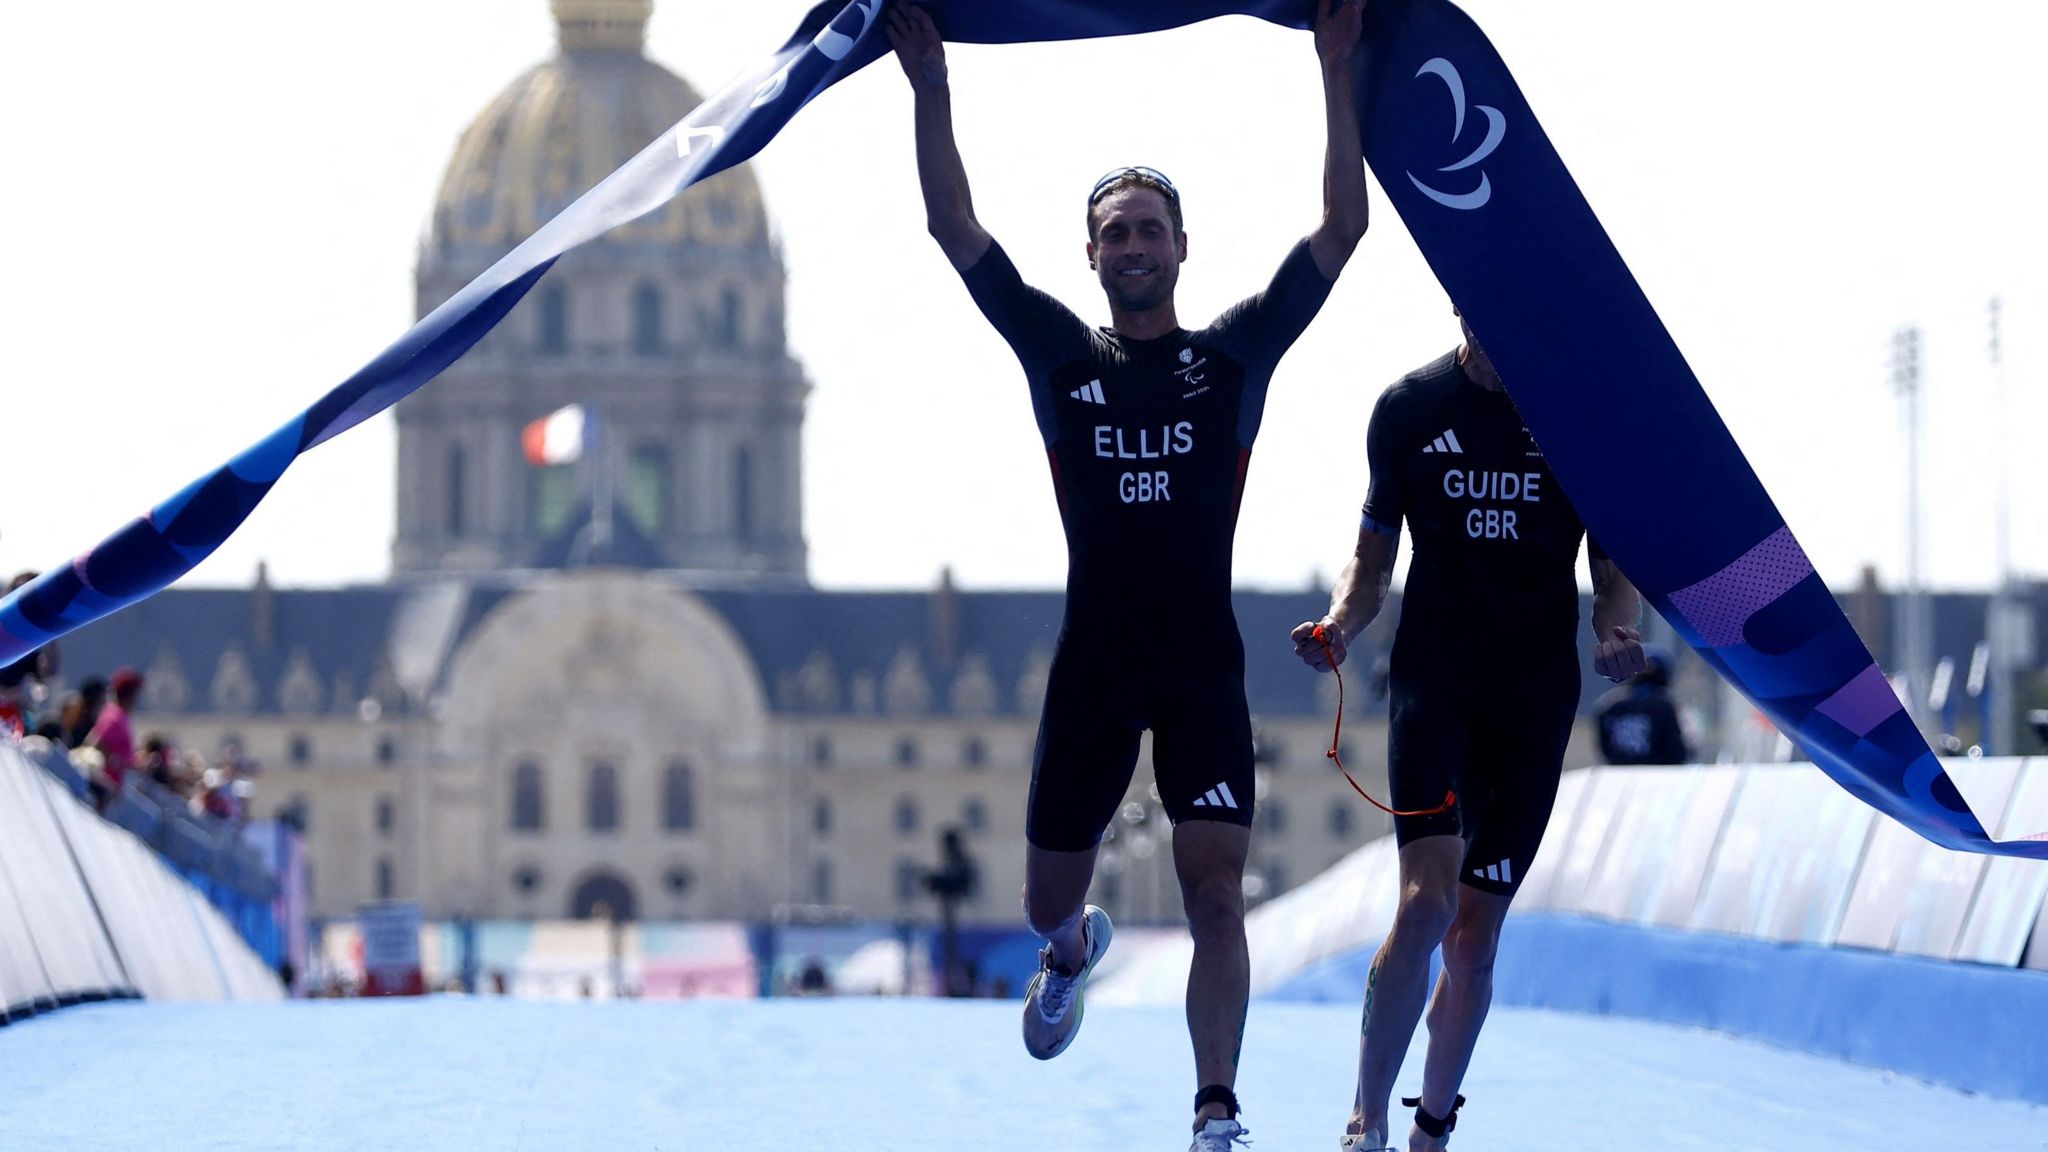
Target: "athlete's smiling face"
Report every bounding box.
[1087,187,1186,315]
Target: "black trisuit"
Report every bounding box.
[1362,350,1604,894]
[961,240,1335,852]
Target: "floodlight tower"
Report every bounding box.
[1985,297,2018,755]
[1891,325,1932,737]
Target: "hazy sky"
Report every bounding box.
[2,0,2042,595]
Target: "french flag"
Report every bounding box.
[522,404,589,466]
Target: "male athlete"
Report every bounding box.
[886,2,1369,1146]
[1293,316,1646,1151]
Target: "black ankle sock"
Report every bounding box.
[1194,1084,1239,1119]
[1400,1094,1465,1139]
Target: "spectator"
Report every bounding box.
[794,958,833,996]
[57,675,109,749]
[0,665,27,739]
[85,667,143,811]
[1595,645,1692,765]
[141,733,177,789]
[194,766,245,823]
[1,571,58,736]
[179,750,209,798]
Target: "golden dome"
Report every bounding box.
[428,0,768,256]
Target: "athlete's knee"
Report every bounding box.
[1180,873,1245,943]
[1390,882,1458,948]
[1440,915,1504,981]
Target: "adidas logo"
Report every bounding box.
[1471,858,1515,884]
[1069,379,1106,405]
[1191,782,1240,810]
[1421,429,1464,455]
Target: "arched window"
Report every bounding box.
[511,762,544,832]
[812,797,831,836]
[894,796,919,837]
[717,287,742,349]
[587,762,620,833]
[1262,798,1288,835]
[663,761,695,833]
[626,443,674,536]
[962,797,987,833]
[811,859,832,903]
[375,857,395,900]
[538,284,570,355]
[733,446,755,541]
[527,463,577,538]
[1329,802,1354,840]
[447,444,468,536]
[632,282,664,355]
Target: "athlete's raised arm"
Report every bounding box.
[1306,0,1369,279]
[1293,526,1398,672]
[887,3,992,271]
[1590,555,1648,682]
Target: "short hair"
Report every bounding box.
[1086,170,1183,240]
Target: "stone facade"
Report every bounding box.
[60,571,1501,927]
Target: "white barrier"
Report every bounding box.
[0,742,281,1022]
[1095,759,2048,1003]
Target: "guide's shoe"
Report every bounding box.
[1189,1117,1252,1150]
[1021,904,1112,1060]
[1338,1129,1391,1151]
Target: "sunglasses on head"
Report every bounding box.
[1087,166,1181,209]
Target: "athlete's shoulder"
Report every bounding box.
[1387,350,1464,399]
[1371,350,1463,425]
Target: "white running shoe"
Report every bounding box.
[1338,1131,1391,1151]
[1021,904,1113,1060]
[1190,1118,1252,1150]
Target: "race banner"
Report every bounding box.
[3,0,2038,857]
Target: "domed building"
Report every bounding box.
[398,0,807,579]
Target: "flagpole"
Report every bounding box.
[1986,297,2015,756]
[592,404,614,563]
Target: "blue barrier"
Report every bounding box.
[1266,913,2048,1106]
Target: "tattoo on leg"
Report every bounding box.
[1360,958,1382,1037]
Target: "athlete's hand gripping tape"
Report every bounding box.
[1311,624,1456,819]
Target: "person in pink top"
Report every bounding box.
[87,666,144,808]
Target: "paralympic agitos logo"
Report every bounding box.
[1406,58,1505,211]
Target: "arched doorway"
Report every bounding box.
[569,871,638,922]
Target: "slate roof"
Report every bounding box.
[38,576,2048,723]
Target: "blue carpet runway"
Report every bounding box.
[2,999,2042,1150]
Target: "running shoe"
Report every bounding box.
[1338,1130,1391,1151]
[1021,904,1112,1060]
[1190,1117,1252,1150]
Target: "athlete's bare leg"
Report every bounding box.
[1173,820,1252,1126]
[1023,843,1098,970]
[1405,883,1512,1148]
[1348,835,1462,1141]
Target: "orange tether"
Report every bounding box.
[1311,623,1456,819]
